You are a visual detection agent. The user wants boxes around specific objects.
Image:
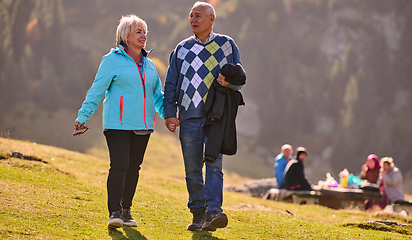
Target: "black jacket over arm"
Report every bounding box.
[280,160,312,191]
[203,63,246,162]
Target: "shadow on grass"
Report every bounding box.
[343,223,412,235]
[108,227,148,240]
[192,231,226,240]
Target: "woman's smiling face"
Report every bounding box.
[127,22,147,50]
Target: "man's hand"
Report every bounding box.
[165,117,180,133]
[217,73,229,87]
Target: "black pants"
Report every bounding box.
[104,130,150,214]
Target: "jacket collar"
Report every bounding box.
[113,45,153,59]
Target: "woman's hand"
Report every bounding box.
[74,122,86,130]
[217,73,229,87]
[73,122,88,136]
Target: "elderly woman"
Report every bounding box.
[381,157,404,205]
[74,15,164,228]
[360,154,383,210]
[360,154,380,183]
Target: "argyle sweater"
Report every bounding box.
[163,33,242,122]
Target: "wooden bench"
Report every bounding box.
[263,188,321,205]
[292,191,321,205]
[316,187,382,210]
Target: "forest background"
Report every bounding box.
[1,0,411,192]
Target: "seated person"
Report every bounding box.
[360,154,382,210]
[381,157,404,204]
[359,154,380,183]
[274,144,293,188]
[280,147,312,191]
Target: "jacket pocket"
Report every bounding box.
[119,96,124,125]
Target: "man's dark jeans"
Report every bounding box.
[179,118,223,213]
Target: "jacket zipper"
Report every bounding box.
[124,50,147,129]
[119,96,124,125]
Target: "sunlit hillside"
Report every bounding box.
[1,136,411,239]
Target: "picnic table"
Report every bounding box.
[314,186,382,209]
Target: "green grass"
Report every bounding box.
[0,136,411,239]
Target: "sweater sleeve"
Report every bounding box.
[230,39,242,65]
[76,55,114,124]
[359,165,367,180]
[227,39,244,91]
[382,170,402,186]
[163,47,180,119]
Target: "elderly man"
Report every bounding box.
[274,144,293,188]
[163,1,243,232]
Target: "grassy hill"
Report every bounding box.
[0,135,411,239]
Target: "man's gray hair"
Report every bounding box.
[192,1,216,17]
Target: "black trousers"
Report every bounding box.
[104,130,150,214]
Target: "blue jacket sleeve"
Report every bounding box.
[76,55,114,124]
[163,48,180,119]
[275,161,285,187]
[153,70,164,119]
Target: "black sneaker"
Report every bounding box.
[202,211,228,231]
[122,208,137,227]
[108,210,123,229]
[187,208,205,231]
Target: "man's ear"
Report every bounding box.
[210,14,215,24]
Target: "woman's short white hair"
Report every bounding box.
[116,14,147,47]
[192,1,216,18]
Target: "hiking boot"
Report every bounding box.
[202,211,228,231]
[187,208,205,231]
[122,208,137,227]
[108,210,123,229]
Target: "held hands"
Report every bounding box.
[217,73,229,87]
[164,74,226,133]
[165,117,180,133]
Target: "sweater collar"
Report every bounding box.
[194,31,216,44]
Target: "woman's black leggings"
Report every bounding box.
[104,129,150,214]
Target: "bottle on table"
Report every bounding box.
[339,168,349,188]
